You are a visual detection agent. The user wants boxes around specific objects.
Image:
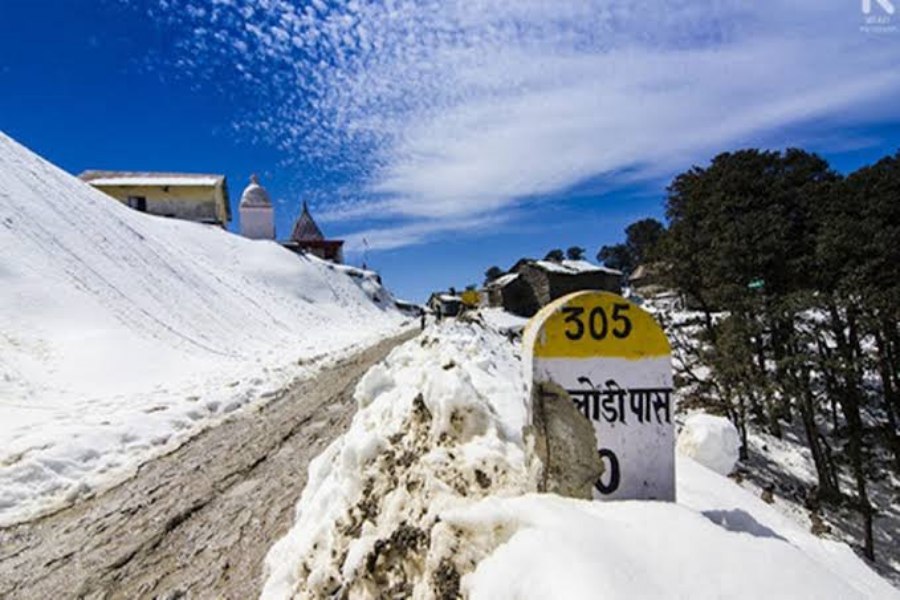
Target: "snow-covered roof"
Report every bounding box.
[486,272,519,288]
[532,259,570,273]
[629,264,646,281]
[438,294,463,302]
[79,171,224,187]
[528,259,622,276]
[561,259,621,275]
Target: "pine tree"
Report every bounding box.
[566,246,585,260]
[544,249,565,262]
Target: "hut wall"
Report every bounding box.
[515,264,552,306]
[501,276,541,317]
[548,271,622,299]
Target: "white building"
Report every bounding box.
[238,174,274,240]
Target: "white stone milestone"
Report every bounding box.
[524,290,675,501]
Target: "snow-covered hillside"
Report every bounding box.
[0,132,407,524]
[261,318,898,599]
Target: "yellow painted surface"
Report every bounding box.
[461,289,480,307]
[91,184,229,223]
[527,291,670,359]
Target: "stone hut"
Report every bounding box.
[628,263,688,309]
[485,272,539,317]
[427,292,463,317]
[498,259,622,317]
[628,263,667,296]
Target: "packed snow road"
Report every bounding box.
[0,330,417,600]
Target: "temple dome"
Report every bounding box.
[239,174,272,207]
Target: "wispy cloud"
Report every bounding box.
[145,0,900,247]
[342,211,514,252]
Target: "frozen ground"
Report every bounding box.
[0,132,407,525]
[739,424,900,587]
[262,318,897,599]
[654,302,900,586]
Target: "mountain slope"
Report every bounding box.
[0,132,406,523]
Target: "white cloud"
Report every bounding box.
[153,0,900,248]
[342,212,513,252]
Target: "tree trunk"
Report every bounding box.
[796,367,840,501]
[883,319,900,418]
[738,391,749,461]
[874,326,900,473]
[830,302,876,561]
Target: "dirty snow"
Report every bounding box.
[261,319,897,599]
[0,132,407,525]
[261,320,537,598]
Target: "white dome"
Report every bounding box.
[239,174,272,207]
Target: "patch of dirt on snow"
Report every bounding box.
[261,323,544,599]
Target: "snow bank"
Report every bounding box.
[262,320,897,599]
[453,455,898,599]
[478,308,528,336]
[450,467,891,600]
[261,321,538,599]
[0,132,406,524]
[677,413,741,475]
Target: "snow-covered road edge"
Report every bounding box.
[261,320,538,598]
[261,317,898,599]
[0,322,415,527]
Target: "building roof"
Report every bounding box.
[560,259,621,275]
[79,170,232,222]
[290,201,325,242]
[513,258,622,277]
[427,292,463,304]
[629,264,649,281]
[486,272,520,288]
[239,174,272,208]
[79,170,225,187]
[629,263,666,282]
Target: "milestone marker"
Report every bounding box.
[524,291,675,501]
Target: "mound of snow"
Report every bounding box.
[262,322,898,599]
[452,454,896,600]
[261,321,537,599]
[479,307,528,335]
[0,132,406,524]
[676,413,741,475]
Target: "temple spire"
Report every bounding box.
[290,199,325,241]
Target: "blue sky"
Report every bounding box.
[2,0,900,302]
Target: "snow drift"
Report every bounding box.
[0,132,406,524]
[676,413,741,476]
[261,320,537,598]
[262,319,898,599]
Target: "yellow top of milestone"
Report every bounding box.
[526,291,670,359]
